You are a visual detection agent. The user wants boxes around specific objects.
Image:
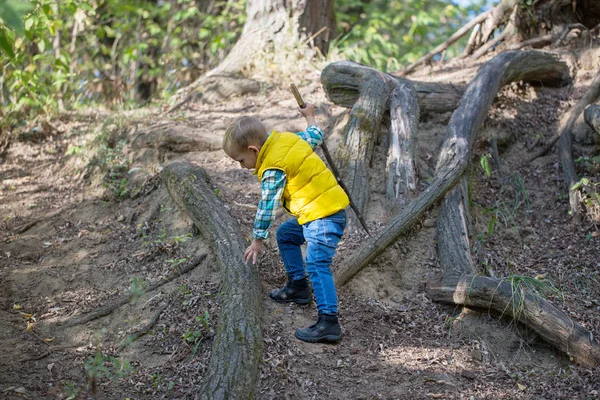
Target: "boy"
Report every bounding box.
[222,104,349,343]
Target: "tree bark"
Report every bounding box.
[386,80,419,210]
[584,104,600,134]
[322,60,465,115]
[426,273,600,367]
[162,161,262,400]
[321,62,395,218]
[558,71,600,221]
[436,176,474,275]
[333,51,570,287]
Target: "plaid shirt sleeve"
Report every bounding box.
[296,125,323,149]
[253,169,286,239]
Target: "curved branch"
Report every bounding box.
[333,51,571,287]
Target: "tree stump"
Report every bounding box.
[162,161,262,400]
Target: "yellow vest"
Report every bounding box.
[255,131,349,225]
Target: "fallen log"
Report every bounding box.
[426,273,600,367]
[333,50,570,287]
[162,161,262,400]
[584,104,600,134]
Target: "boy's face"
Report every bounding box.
[230,145,260,170]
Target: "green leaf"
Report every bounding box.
[0,29,15,58]
[0,0,35,35]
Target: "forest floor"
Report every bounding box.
[1,45,600,400]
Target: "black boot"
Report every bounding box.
[269,278,312,305]
[295,314,342,343]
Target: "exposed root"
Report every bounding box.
[62,253,206,327]
[559,71,600,221]
[118,302,169,350]
[470,6,518,61]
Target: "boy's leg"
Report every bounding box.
[296,210,346,343]
[270,218,311,304]
[275,218,306,280]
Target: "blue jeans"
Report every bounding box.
[276,210,346,315]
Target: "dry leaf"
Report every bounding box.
[517,383,527,391]
[22,313,34,319]
[43,337,55,343]
[47,363,54,372]
[26,321,35,332]
[13,304,21,310]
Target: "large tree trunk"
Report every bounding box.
[426,274,600,367]
[205,0,334,78]
[331,50,570,287]
[162,161,262,400]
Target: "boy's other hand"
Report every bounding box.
[298,103,317,126]
[244,238,263,264]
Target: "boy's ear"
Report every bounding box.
[248,145,260,154]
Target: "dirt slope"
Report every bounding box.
[1,48,600,399]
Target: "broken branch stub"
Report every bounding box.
[161,161,262,400]
[426,274,600,367]
[333,50,570,287]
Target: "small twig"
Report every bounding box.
[118,302,169,350]
[62,253,206,327]
[552,23,587,48]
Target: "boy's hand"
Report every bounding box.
[244,238,263,265]
[298,103,317,126]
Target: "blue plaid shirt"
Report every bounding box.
[253,125,324,239]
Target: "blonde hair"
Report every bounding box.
[223,116,268,155]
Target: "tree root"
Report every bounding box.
[62,253,207,327]
[426,274,600,367]
[118,302,169,350]
[332,51,570,287]
[470,5,518,61]
[386,80,419,210]
[162,161,262,400]
[558,71,600,221]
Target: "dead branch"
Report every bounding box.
[480,0,517,44]
[552,23,587,48]
[62,253,206,327]
[399,10,492,76]
[426,273,600,367]
[162,160,262,400]
[333,51,570,287]
[559,71,600,221]
[470,6,518,61]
